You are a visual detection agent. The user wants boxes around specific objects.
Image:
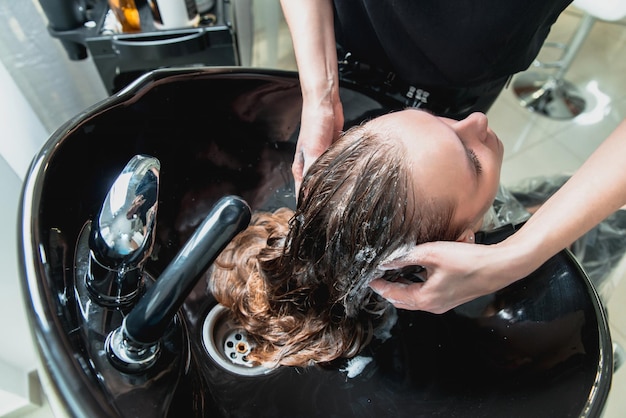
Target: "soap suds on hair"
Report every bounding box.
[342,241,416,321]
[375,244,417,273]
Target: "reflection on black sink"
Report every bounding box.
[18,68,612,417]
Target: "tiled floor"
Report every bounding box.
[17,3,626,417]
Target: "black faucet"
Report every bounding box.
[105,193,251,372]
[84,154,251,373]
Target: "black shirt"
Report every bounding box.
[333,0,573,88]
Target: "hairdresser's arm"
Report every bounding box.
[370,119,626,313]
[280,0,344,192]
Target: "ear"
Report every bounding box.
[456,228,475,244]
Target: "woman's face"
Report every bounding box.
[369,109,504,232]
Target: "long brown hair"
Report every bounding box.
[210,121,463,367]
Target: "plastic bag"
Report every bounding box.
[491,175,626,302]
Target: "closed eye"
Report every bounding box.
[466,149,483,175]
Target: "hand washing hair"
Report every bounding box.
[210,116,465,368]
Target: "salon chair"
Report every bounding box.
[512,0,626,119]
[19,67,612,417]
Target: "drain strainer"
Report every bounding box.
[202,304,276,376]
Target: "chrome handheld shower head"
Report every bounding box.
[87,154,161,307]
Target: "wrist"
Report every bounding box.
[491,230,546,286]
[300,73,339,105]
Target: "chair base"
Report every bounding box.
[512,72,586,120]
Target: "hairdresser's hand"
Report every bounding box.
[293,98,344,193]
[280,0,343,193]
[369,241,522,314]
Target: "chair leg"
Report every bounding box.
[512,13,596,119]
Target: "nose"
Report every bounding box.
[454,112,489,143]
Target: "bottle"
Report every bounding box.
[107,0,141,33]
[149,0,200,30]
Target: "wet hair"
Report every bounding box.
[209,121,466,367]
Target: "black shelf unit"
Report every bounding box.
[40,0,239,93]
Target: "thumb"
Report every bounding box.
[292,150,304,195]
[369,278,403,296]
[301,150,315,179]
[369,278,424,310]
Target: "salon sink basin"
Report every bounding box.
[18,67,612,417]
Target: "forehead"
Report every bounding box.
[368,110,467,169]
[367,109,475,208]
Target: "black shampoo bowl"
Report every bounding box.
[18,68,612,417]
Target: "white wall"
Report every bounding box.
[0,1,106,414]
[0,60,47,415]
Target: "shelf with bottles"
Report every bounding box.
[41,0,238,93]
[104,0,222,35]
[41,0,227,61]
[101,0,222,37]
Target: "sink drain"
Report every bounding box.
[202,304,276,376]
